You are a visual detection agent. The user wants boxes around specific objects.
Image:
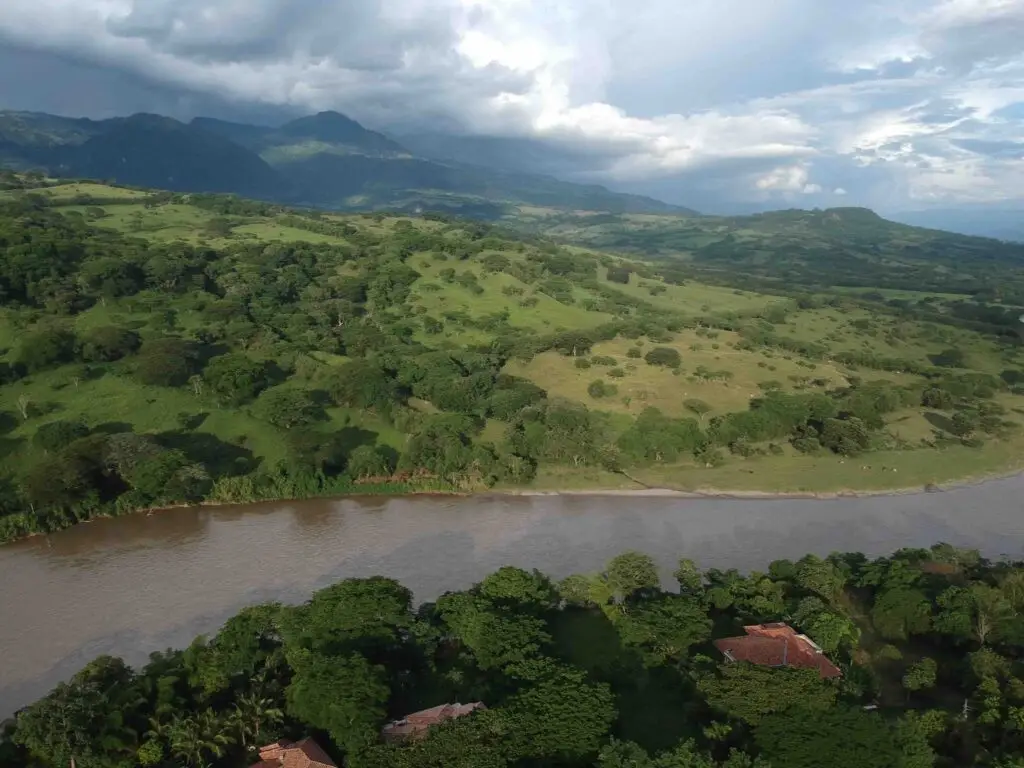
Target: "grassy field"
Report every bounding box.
[506,331,850,419]
[595,267,773,316]
[38,181,151,200]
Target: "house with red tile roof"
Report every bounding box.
[249,737,336,768]
[713,622,842,679]
[381,701,486,743]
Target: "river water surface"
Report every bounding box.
[2,479,1024,715]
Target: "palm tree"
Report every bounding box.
[168,711,233,768]
[230,693,284,749]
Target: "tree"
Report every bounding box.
[935,584,1012,646]
[606,551,660,602]
[617,593,712,665]
[597,739,768,768]
[478,566,559,613]
[253,387,323,429]
[19,453,94,509]
[871,588,932,640]
[606,266,631,284]
[14,680,106,768]
[902,658,937,698]
[287,577,413,659]
[588,379,618,399]
[698,664,838,725]
[135,338,197,387]
[346,444,393,479]
[285,649,389,756]
[229,693,283,749]
[129,449,209,503]
[14,656,140,768]
[168,710,232,768]
[329,359,402,410]
[754,706,926,768]
[820,417,871,456]
[437,592,550,670]
[498,667,616,763]
[644,347,681,368]
[792,598,860,653]
[203,353,270,405]
[795,554,847,605]
[684,399,712,425]
[77,326,141,362]
[931,348,966,368]
[32,420,89,453]
[674,558,706,597]
[17,327,76,372]
[951,410,981,438]
[400,413,478,477]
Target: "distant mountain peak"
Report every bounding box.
[278,111,405,154]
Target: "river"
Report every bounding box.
[2,479,1023,716]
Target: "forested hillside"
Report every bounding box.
[1,174,1024,543]
[0,110,685,214]
[3,545,1024,768]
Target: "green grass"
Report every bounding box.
[598,267,773,316]
[82,203,218,241]
[410,259,614,345]
[506,331,849,419]
[230,222,349,244]
[41,181,150,200]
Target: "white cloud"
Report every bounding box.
[0,0,1023,209]
[755,164,824,195]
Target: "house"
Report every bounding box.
[713,622,842,679]
[249,738,336,768]
[381,702,487,743]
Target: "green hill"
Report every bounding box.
[1,175,1024,543]
[512,206,1024,299]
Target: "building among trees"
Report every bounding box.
[713,622,842,679]
[249,738,336,768]
[381,702,487,743]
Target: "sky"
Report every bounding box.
[1,0,1023,213]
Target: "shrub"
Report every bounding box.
[134,338,198,387]
[78,326,141,362]
[33,420,90,453]
[17,327,76,372]
[608,368,626,378]
[627,348,642,359]
[587,380,618,399]
[645,347,681,368]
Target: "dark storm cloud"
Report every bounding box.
[0,0,1023,208]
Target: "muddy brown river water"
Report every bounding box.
[2,482,1023,715]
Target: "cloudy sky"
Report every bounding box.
[1,0,1023,213]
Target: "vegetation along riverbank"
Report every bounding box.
[2,171,1024,543]
[3,545,1023,767]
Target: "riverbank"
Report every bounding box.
[4,438,1024,546]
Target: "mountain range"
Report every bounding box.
[0,109,691,216]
